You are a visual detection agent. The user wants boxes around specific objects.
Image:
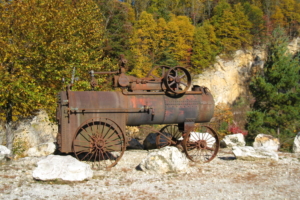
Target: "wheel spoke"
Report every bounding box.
[168,80,176,87]
[179,82,188,87]
[179,74,186,78]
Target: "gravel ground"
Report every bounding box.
[0,149,299,200]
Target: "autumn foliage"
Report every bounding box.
[1,0,300,123]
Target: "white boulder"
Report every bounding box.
[33,155,93,181]
[138,146,189,173]
[221,133,245,148]
[233,146,278,161]
[0,145,11,160]
[253,134,280,151]
[26,142,56,157]
[293,132,300,153]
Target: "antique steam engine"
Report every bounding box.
[56,56,219,169]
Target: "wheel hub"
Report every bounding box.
[90,134,105,150]
[196,140,207,149]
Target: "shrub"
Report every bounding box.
[228,125,248,136]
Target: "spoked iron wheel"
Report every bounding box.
[183,125,219,163]
[72,118,126,170]
[164,66,191,94]
[156,125,182,149]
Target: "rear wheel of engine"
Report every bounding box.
[72,118,126,170]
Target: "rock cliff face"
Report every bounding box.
[192,49,265,105]
[192,38,300,105]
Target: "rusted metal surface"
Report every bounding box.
[56,55,219,169]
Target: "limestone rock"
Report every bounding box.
[192,40,300,105]
[253,134,280,151]
[127,138,144,149]
[0,145,11,160]
[13,110,58,157]
[26,142,56,157]
[221,133,245,148]
[126,126,139,138]
[0,125,4,145]
[138,146,189,173]
[143,133,157,150]
[233,146,278,161]
[33,155,93,181]
[192,50,264,105]
[293,132,300,153]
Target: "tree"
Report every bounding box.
[243,2,265,46]
[0,0,109,152]
[130,12,194,77]
[277,0,300,37]
[95,0,135,66]
[191,21,218,73]
[147,0,171,20]
[271,5,285,28]
[211,0,252,54]
[166,14,195,66]
[129,11,158,77]
[247,27,300,150]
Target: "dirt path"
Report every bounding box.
[0,149,299,200]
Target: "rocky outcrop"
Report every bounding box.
[232,146,278,161]
[221,133,245,148]
[26,142,57,157]
[192,38,300,105]
[0,125,4,145]
[12,110,58,158]
[253,134,280,151]
[287,37,300,54]
[33,155,93,181]
[0,145,11,161]
[138,146,189,173]
[293,132,300,153]
[192,49,265,105]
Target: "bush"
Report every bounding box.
[228,125,248,136]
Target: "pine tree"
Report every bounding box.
[247,27,300,150]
